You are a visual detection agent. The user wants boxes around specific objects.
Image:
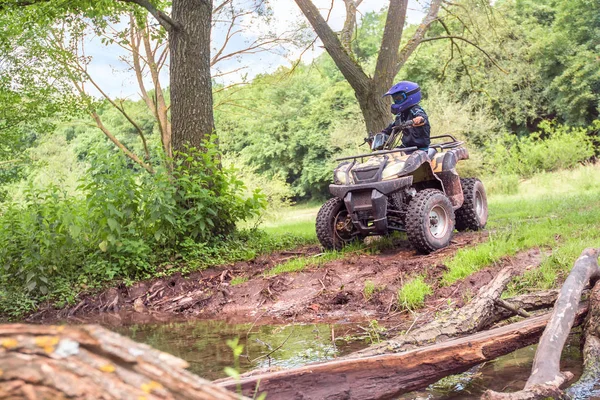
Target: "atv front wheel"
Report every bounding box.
[316,197,361,250]
[455,178,488,231]
[406,189,455,254]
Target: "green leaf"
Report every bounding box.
[107,218,119,232]
[223,367,240,379]
[26,280,37,291]
[69,224,81,237]
[99,240,108,252]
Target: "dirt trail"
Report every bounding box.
[29,231,545,329]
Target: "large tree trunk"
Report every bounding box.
[356,87,391,133]
[170,0,215,153]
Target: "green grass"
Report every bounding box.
[443,164,600,288]
[264,242,364,276]
[230,276,248,286]
[261,220,317,242]
[397,275,433,310]
[363,280,376,300]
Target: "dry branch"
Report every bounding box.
[0,324,245,399]
[484,248,600,400]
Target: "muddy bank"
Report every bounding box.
[27,231,545,328]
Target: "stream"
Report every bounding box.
[111,319,591,398]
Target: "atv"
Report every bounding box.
[316,122,488,254]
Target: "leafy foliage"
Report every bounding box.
[0,139,266,316]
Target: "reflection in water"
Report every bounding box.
[113,320,366,380]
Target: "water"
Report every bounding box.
[113,319,367,381]
[113,320,594,397]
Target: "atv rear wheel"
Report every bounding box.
[455,178,488,231]
[406,189,455,254]
[316,197,361,250]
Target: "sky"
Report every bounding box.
[86,0,427,99]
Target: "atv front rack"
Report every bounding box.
[336,147,418,162]
[336,134,464,162]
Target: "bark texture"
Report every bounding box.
[217,306,588,400]
[0,324,245,399]
[484,248,600,400]
[170,0,215,153]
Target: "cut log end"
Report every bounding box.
[0,324,245,400]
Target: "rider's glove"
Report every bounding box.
[412,116,425,126]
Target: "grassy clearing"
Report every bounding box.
[443,164,600,289]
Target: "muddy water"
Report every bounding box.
[113,320,591,398]
[112,319,367,381]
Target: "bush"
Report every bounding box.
[0,137,267,316]
[484,121,595,177]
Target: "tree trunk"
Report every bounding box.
[216,306,589,400]
[170,0,215,153]
[0,324,245,399]
[356,86,392,134]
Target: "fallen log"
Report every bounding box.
[217,305,588,400]
[355,266,517,356]
[0,324,245,400]
[566,279,600,398]
[356,267,560,356]
[484,248,600,400]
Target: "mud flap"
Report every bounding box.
[437,169,464,209]
[371,190,388,233]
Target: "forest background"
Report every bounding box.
[0,0,599,317]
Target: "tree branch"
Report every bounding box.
[420,35,507,73]
[373,0,408,89]
[119,0,181,32]
[395,0,443,74]
[340,0,358,53]
[293,0,370,94]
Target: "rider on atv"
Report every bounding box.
[380,81,430,152]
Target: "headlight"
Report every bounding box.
[382,161,406,180]
[334,162,353,184]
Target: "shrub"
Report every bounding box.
[0,137,267,316]
[484,121,595,177]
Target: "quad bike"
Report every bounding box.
[316,122,488,254]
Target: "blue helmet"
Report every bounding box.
[383,81,421,114]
